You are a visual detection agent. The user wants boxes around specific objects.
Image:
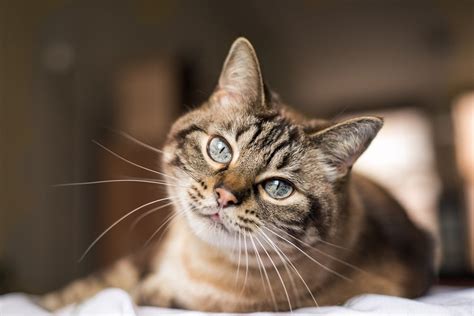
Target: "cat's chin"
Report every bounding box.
[184,211,238,249]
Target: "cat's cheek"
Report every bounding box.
[183,211,206,232]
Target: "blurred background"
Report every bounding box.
[1,0,473,294]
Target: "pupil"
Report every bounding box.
[210,138,230,163]
[276,180,281,193]
[266,179,291,198]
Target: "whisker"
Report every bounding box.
[107,128,168,155]
[231,232,237,283]
[53,179,185,188]
[273,226,368,275]
[240,233,250,296]
[250,234,278,311]
[249,234,269,302]
[259,228,319,308]
[274,225,348,251]
[313,238,349,251]
[155,211,184,245]
[121,176,189,189]
[143,202,204,248]
[129,201,176,231]
[255,236,292,312]
[257,229,299,306]
[263,226,351,282]
[93,140,180,183]
[143,209,186,247]
[152,203,208,246]
[235,232,242,285]
[78,196,177,262]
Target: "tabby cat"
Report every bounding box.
[40,38,434,312]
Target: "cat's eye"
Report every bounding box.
[263,179,293,199]
[207,136,232,164]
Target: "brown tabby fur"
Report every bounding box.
[39,38,434,312]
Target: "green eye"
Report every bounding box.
[263,179,293,199]
[207,136,232,164]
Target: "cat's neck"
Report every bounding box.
[168,214,348,271]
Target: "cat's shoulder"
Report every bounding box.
[351,173,435,296]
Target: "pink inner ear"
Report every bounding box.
[211,89,242,106]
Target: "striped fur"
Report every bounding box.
[39,38,434,312]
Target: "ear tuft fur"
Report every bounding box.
[311,116,383,181]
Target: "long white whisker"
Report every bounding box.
[122,176,189,189]
[130,201,175,231]
[143,209,186,247]
[250,234,278,311]
[263,226,351,282]
[313,237,349,250]
[143,202,205,247]
[156,210,185,245]
[273,226,368,274]
[54,179,185,188]
[248,234,267,300]
[273,225,348,251]
[259,228,319,308]
[93,140,180,183]
[149,207,208,247]
[235,232,242,285]
[152,203,208,246]
[108,128,167,155]
[79,196,177,262]
[240,233,250,296]
[257,229,299,305]
[255,236,292,312]
[231,232,237,283]
[249,234,269,301]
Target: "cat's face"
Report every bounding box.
[163,103,333,248]
[162,38,382,249]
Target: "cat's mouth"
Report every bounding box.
[184,200,246,237]
[194,209,228,230]
[209,212,222,223]
[195,210,223,223]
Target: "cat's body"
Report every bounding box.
[40,38,434,312]
[133,174,433,312]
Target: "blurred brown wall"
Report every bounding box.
[0,0,67,291]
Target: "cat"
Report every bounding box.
[39,37,435,312]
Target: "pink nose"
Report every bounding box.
[215,187,238,208]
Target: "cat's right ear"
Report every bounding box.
[210,37,266,109]
[310,116,383,181]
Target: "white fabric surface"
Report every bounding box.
[0,287,472,315]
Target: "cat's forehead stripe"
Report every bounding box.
[174,124,206,144]
[172,111,304,176]
[246,123,264,147]
[218,113,303,172]
[264,139,292,168]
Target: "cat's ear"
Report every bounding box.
[211,37,265,108]
[310,116,383,180]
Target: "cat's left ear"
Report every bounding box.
[310,116,383,181]
[211,37,266,109]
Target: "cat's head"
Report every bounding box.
[162,38,382,249]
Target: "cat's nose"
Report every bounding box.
[215,187,238,208]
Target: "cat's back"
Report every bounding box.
[351,173,435,297]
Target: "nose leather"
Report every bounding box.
[215,187,238,208]
[214,171,252,207]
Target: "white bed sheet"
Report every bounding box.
[0,287,472,316]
